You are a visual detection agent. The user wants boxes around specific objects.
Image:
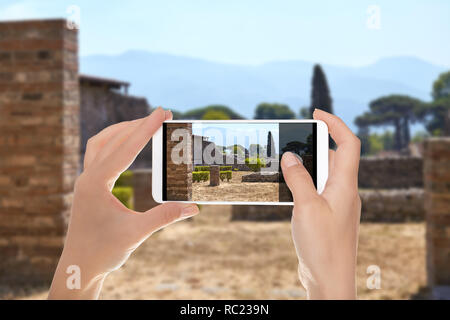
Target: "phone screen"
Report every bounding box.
[162,122,317,202]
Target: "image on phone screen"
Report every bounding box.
[162,122,317,202]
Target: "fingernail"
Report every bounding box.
[164,110,172,120]
[181,205,199,218]
[282,152,301,168]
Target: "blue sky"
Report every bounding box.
[0,0,449,67]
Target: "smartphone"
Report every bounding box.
[152,120,328,205]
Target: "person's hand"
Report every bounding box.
[48,107,199,299]
[281,109,361,300]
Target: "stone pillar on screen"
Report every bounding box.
[166,123,193,201]
[209,165,220,186]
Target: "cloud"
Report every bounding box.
[0,1,39,20]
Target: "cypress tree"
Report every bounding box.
[267,131,273,157]
[309,64,333,116]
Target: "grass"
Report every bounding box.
[8,205,426,300]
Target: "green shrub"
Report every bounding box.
[233,168,239,171]
[219,170,232,182]
[193,171,210,182]
[194,166,210,172]
[115,170,133,187]
[112,186,133,209]
[245,157,265,172]
[195,165,233,172]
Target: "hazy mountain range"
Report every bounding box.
[80,51,447,131]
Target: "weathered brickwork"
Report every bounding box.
[0,20,79,284]
[80,81,151,169]
[166,123,192,200]
[359,156,423,189]
[424,138,450,299]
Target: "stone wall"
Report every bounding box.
[231,205,292,221]
[359,156,423,189]
[242,172,279,182]
[166,123,193,200]
[80,84,151,169]
[233,155,426,221]
[360,189,424,222]
[424,138,450,299]
[0,19,79,284]
[231,189,425,222]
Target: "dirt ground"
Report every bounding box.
[192,171,279,202]
[5,205,426,300]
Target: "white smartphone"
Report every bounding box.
[152,120,328,205]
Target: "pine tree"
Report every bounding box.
[354,95,425,151]
[267,131,274,157]
[309,64,333,116]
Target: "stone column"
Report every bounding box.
[166,123,192,200]
[132,169,158,212]
[0,19,79,284]
[424,138,450,299]
[210,165,220,186]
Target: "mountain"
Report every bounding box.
[80,51,447,131]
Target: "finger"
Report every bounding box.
[93,119,144,165]
[313,109,360,186]
[84,120,141,170]
[99,107,169,180]
[165,109,173,121]
[94,109,171,166]
[281,152,319,203]
[132,202,199,238]
[328,149,336,176]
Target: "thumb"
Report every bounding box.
[281,152,318,203]
[135,202,199,237]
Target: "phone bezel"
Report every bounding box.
[152,119,328,205]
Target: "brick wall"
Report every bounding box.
[424,138,450,299]
[80,85,151,168]
[166,123,192,201]
[0,19,79,284]
[359,156,423,189]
